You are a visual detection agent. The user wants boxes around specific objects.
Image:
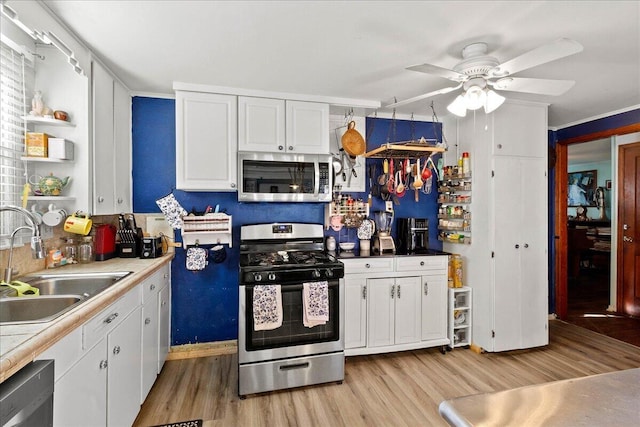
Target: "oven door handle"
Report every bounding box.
[279,362,310,371]
[245,282,339,291]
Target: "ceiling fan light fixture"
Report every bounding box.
[447,95,467,117]
[484,89,506,113]
[464,85,486,110]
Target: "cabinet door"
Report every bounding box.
[107,307,142,427]
[176,91,238,190]
[158,284,171,372]
[367,278,395,348]
[394,277,422,345]
[492,102,547,158]
[285,100,329,154]
[113,79,132,212]
[238,97,285,152]
[344,277,367,349]
[493,157,548,351]
[92,61,115,214]
[53,340,107,427]
[141,298,158,403]
[421,274,448,341]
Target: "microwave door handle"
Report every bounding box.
[314,159,320,196]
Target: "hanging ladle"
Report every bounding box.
[412,158,423,202]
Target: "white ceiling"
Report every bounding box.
[40,0,640,128]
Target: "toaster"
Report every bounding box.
[141,236,163,259]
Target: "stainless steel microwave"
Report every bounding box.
[238,152,332,202]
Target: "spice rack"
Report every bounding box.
[437,171,472,244]
[325,195,369,229]
[180,213,232,247]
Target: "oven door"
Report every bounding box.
[238,280,344,364]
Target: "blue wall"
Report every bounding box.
[132,97,442,345]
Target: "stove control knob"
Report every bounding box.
[312,269,321,278]
[324,269,334,278]
[268,273,276,281]
[253,273,262,282]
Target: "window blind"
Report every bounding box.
[1,40,34,247]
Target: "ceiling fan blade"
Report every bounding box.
[407,63,467,82]
[490,77,576,95]
[384,84,463,109]
[488,38,583,77]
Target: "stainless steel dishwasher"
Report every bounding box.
[0,360,54,427]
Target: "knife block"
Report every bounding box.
[117,227,143,258]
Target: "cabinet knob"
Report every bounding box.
[288,146,293,151]
[278,145,284,151]
[230,183,237,188]
[524,243,529,248]
[163,273,169,279]
[145,318,151,325]
[161,301,167,307]
[150,284,156,291]
[117,198,123,204]
[97,196,105,203]
[99,360,108,370]
[420,261,425,266]
[515,244,520,249]
[497,144,503,149]
[113,345,121,355]
[365,263,370,268]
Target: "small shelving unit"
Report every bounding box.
[180,213,233,247]
[325,196,369,229]
[21,156,72,163]
[448,286,472,349]
[27,196,75,201]
[437,172,471,244]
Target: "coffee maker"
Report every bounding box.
[396,218,429,255]
[373,211,395,254]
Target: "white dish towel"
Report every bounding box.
[253,285,282,331]
[303,281,329,328]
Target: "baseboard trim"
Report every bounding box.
[167,340,238,360]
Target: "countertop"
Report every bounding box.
[335,249,451,259]
[438,368,640,426]
[0,254,173,383]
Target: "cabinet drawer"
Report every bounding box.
[83,286,140,350]
[341,257,394,274]
[141,270,162,304]
[396,256,448,272]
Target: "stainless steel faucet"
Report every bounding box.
[1,205,45,283]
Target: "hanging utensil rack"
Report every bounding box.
[364,141,445,159]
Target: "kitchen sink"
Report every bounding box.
[0,295,84,324]
[14,271,132,298]
[0,271,132,325]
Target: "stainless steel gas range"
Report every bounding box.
[238,223,345,397]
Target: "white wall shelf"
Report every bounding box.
[22,115,76,127]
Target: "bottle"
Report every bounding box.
[462,152,470,175]
[78,236,95,263]
[47,245,62,268]
[62,238,77,264]
[326,236,336,251]
[452,254,463,288]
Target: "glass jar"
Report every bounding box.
[62,238,77,263]
[78,237,94,263]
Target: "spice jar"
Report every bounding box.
[78,236,94,263]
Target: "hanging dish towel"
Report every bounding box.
[303,281,329,328]
[253,285,282,331]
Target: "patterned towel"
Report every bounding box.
[253,285,282,331]
[303,281,329,328]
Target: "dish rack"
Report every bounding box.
[180,213,232,247]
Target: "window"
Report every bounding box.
[1,38,34,247]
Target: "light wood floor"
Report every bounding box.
[133,320,640,427]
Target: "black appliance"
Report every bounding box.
[396,217,429,255]
[238,223,345,397]
[141,236,163,259]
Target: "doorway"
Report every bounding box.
[554,127,640,347]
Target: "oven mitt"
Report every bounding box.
[155,192,187,230]
[186,247,208,271]
[211,245,227,263]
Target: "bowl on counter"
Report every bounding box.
[339,242,355,252]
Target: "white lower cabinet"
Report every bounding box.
[141,264,171,402]
[36,264,171,427]
[343,256,449,356]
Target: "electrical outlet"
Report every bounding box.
[385,201,393,212]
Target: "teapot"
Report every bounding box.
[30,173,70,196]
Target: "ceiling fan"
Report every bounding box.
[386,38,583,117]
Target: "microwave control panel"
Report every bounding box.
[319,163,330,194]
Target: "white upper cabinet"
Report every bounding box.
[286,100,330,154]
[175,91,238,191]
[238,97,286,152]
[238,97,330,154]
[492,101,548,158]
